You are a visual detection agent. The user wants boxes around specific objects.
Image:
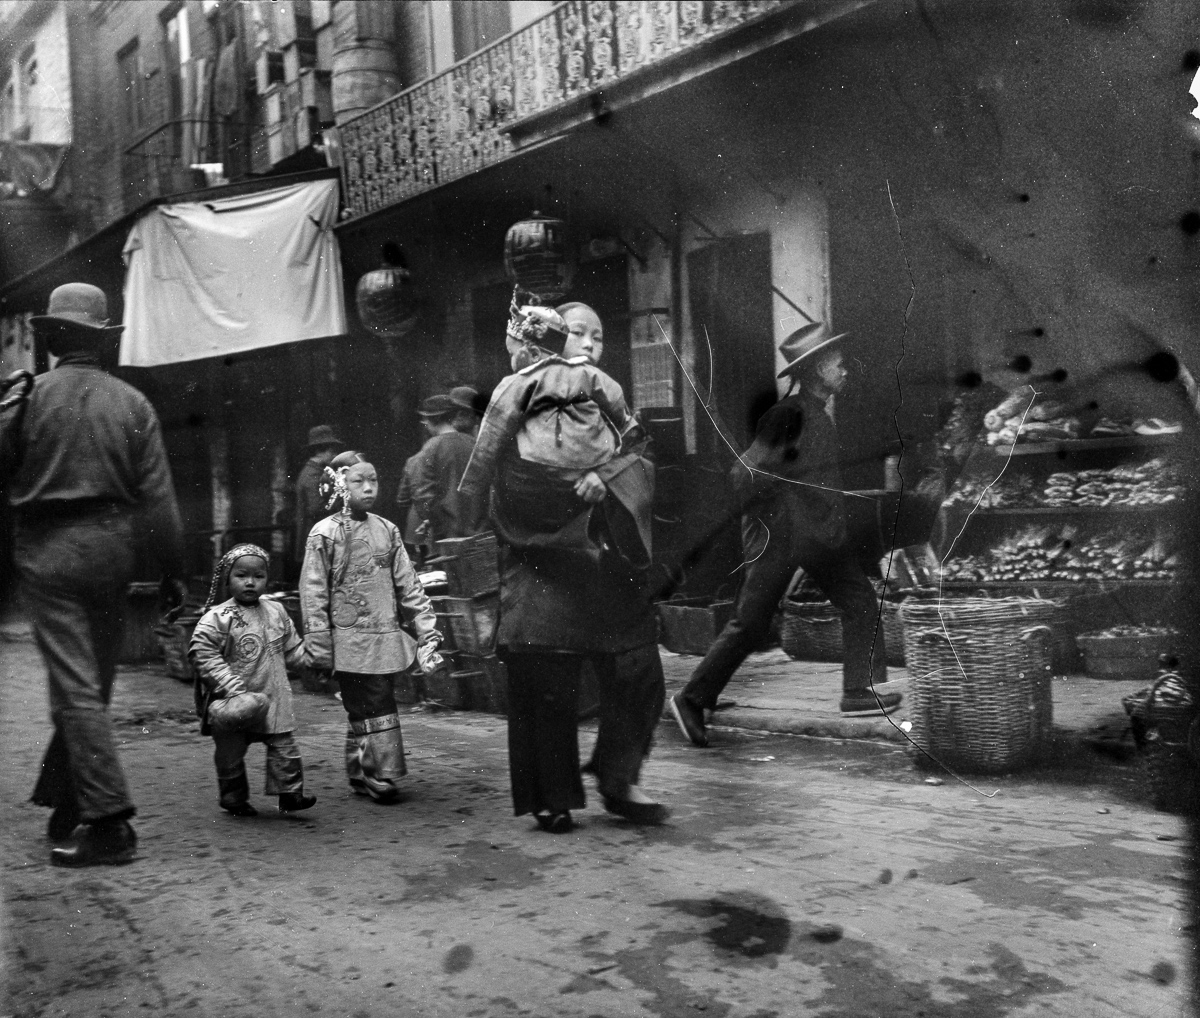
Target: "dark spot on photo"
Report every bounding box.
[1144,351,1179,383]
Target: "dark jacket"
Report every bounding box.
[6,354,184,572]
[731,391,847,555]
[413,429,484,544]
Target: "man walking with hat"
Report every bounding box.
[670,323,898,747]
[412,391,485,547]
[293,424,344,573]
[4,282,185,865]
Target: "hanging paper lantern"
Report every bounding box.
[355,243,421,339]
[503,211,575,303]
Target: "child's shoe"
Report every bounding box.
[278,793,317,813]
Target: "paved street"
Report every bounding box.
[1,629,1190,1018]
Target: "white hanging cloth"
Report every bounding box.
[120,179,346,367]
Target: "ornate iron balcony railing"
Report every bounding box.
[337,0,794,222]
[122,119,253,212]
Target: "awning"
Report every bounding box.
[119,178,346,367]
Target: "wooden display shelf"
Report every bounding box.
[937,578,1177,595]
[969,505,1174,517]
[989,433,1177,457]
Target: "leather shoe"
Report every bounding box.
[669,693,708,747]
[221,801,258,817]
[278,793,317,812]
[47,806,81,843]
[601,795,670,825]
[50,819,137,868]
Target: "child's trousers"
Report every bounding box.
[212,730,304,809]
[336,672,407,802]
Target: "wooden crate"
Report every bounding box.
[657,598,735,656]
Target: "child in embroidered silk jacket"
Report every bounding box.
[190,543,317,817]
[459,302,639,550]
[301,451,443,803]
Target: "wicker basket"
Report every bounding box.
[779,600,843,662]
[900,597,1059,773]
[154,613,202,683]
[428,533,499,598]
[1131,673,1200,814]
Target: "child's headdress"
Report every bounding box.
[318,450,368,511]
[506,289,568,366]
[202,543,271,612]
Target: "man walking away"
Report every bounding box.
[670,323,899,748]
[5,283,186,865]
[414,392,485,546]
[293,425,344,573]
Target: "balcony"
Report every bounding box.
[338,0,808,222]
[122,119,253,213]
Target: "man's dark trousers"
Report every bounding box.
[680,521,887,712]
[17,510,138,823]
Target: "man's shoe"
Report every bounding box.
[47,806,81,843]
[220,801,258,817]
[669,693,708,747]
[601,795,670,826]
[278,793,317,813]
[50,819,137,868]
[840,691,903,717]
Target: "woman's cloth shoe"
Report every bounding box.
[669,693,708,747]
[47,806,82,842]
[220,801,258,817]
[839,691,903,716]
[601,795,670,825]
[534,811,573,834]
[278,793,317,813]
[50,819,137,868]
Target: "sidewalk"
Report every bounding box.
[2,608,1143,754]
[658,647,1144,749]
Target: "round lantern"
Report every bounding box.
[503,211,575,303]
[356,243,421,339]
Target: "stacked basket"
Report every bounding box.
[779,600,843,662]
[779,599,906,666]
[900,596,1059,773]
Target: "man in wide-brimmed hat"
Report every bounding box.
[5,283,186,865]
[293,424,344,572]
[670,322,899,747]
[408,392,486,547]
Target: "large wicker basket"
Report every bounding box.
[779,600,843,662]
[900,597,1059,773]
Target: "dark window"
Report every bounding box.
[117,39,144,135]
[452,1,511,61]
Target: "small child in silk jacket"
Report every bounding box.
[459,302,639,550]
[190,543,316,817]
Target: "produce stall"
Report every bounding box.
[935,396,1185,678]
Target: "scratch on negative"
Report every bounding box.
[651,315,874,501]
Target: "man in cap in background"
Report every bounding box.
[293,424,344,574]
[670,323,898,747]
[412,390,486,547]
[4,282,185,865]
